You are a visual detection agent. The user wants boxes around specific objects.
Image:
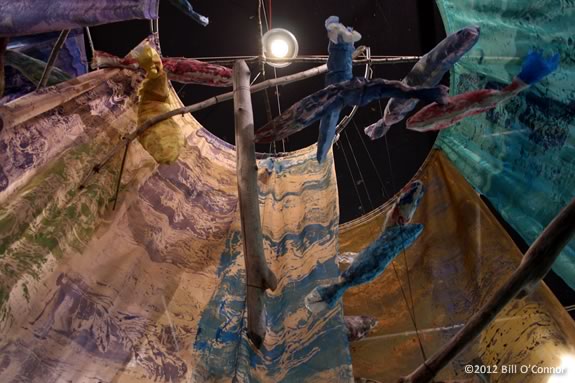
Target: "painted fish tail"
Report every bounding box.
[516,51,560,85]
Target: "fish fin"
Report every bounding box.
[517,51,560,85]
[316,111,339,163]
[364,119,391,140]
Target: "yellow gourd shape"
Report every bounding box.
[136,44,185,164]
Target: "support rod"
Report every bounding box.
[398,197,575,383]
[79,62,329,188]
[37,29,70,89]
[233,60,277,348]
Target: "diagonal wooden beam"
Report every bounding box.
[37,29,70,89]
[398,196,575,383]
[232,59,278,348]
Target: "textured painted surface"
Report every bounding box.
[0,0,159,37]
[254,77,448,144]
[365,25,479,139]
[339,150,575,382]
[0,67,351,381]
[434,0,575,290]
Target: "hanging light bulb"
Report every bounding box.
[262,28,298,68]
[548,354,574,383]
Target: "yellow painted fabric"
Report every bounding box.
[136,44,185,164]
[340,149,575,382]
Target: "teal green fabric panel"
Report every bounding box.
[435,1,575,289]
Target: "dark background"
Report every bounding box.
[87,0,573,317]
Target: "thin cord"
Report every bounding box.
[268,0,272,28]
[379,98,428,362]
[85,27,97,69]
[344,130,373,211]
[337,137,365,214]
[272,66,286,152]
[352,119,388,198]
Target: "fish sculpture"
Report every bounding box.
[336,179,425,268]
[92,45,232,87]
[344,315,378,342]
[254,77,448,143]
[364,26,480,140]
[167,0,209,26]
[136,44,185,164]
[4,49,71,87]
[316,16,361,164]
[406,51,560,132]
[305,223,424,313]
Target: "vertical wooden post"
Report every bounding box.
[233,60,278,348]
[398,197,575,383]
[37,29,70,89]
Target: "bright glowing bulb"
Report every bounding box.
[548,355,575,383]
[270,39,289,58]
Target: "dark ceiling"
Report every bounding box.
[88,0,447,224]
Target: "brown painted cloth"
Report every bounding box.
[340,149,575,383]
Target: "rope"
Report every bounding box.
[344,130,373,211]
[352,119,389,199]
[337,138,365,215]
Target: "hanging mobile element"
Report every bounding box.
[406,51,560,132]
[254,77,448,144]
[167,0,209,26]
[316,16,361,164]
[305,223,424,313]
[364,25,480,140]
[344,315,378,342]
[336,179,425,269]
[92,37,233,87]
[0,38,8,97]
[136,44,185,164]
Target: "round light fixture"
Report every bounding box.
[262,28,298,68]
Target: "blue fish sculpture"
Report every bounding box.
[254,77,448,144]
[364,25,480,140]
[305,223,424,313]
[167,0,209,26]
[316,16,361,164]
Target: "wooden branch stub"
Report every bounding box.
[233,59,278,348]
[398,197,575,383]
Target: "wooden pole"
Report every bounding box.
[233,60,278,348]
[398,197,575,383]
[37,29,70,89]
[79,62,329,188]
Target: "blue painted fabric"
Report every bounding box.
[435,0,575,290]
[167,0,209,26]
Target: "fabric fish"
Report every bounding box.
[316,16,361,164]
[254,77,448,143]
[336,180,424,268]
[136,44,185,164]
[167,0,209,26]
[406,51,560,132]
[305,223,424,313]
[344,315,378,342]
[364,26,480,140]
[4,49,72,86]
[92,43,232,87]
[386,179,425,226]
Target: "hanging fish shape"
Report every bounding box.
[4,49,72,86]
[136,44,185,164]
[167,0,209,26]
[305,223,424,313]
[92,49,232,87]
[316,16,361,164]
[406,51,560,132]
[344,315,378,342]
[254,77,448,143]
[336,179,424,268]
[364,26,480,140]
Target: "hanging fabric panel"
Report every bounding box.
[340,150,575,383]
[0,68,351,382]
[434,0,575,290]
[0,0,160,37]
